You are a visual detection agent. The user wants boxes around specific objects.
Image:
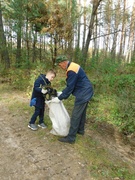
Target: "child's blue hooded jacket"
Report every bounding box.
[31,74,51,108]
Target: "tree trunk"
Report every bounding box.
[125,0,135,63]
[111,1,121,59]
[76,0,81,49]
[119,0,127,59]
[39,35,42,62]
[16,28,22,67]
[82,0,102,66]
[25,6,30,65]
[32,31,37,63]
[82,0,86,50]
[53,34,57,66]
[92,12,98,58]
[104,1,112,57]
[0,3,10,68]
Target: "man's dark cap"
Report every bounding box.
[55,55,68,64]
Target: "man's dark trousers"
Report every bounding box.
[67,102,88,141]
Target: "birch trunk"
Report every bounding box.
[125,0,135,63]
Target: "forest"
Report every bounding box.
[0,0,135,179]
[1,0,134,134]
[0,0,135,133]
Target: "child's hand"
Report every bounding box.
[41,89,47,94]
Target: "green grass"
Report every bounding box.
[76,135,135,180]
[1,60,135,180]
[1,85,135,180]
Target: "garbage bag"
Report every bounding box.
[45,100,70,136]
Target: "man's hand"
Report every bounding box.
[51,97,60,103]
[41,89,48,94]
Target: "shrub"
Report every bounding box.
[89,60,135,134]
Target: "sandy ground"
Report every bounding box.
[0,90,135,180]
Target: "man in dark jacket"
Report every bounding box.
[28,69,56,131]
[52,56,93,143]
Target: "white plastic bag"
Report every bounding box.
[45,100,70,136]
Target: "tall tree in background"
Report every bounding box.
[82,0,102,66]
[92,6,98,58]
[9,0,25,67]
[125,0,135,63]
[82,0,87,50]
[67,0,77,58]
[76,0,81,49]
[110,0,121,59]
[27,1,49,63]
[103,0,112,56]
[0,2,10,68]
[119,0,127,59]
[40,0,73,64]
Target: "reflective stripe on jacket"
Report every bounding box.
[66,62,80,75]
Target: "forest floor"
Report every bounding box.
[0,84,135,180]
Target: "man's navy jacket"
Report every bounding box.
[58,62,93,105]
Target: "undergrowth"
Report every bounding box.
[0,60,134,134]
[0,59,135,179]
[87,60,135,134]
[76,136,135,180]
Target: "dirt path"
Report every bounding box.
[0,91,93,180]
[0,89,135,180]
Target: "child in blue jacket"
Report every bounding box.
[28,69,56,131]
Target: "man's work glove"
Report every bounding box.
[57,91,62,96]
[51,97,60,103]
[41,89,48,94]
